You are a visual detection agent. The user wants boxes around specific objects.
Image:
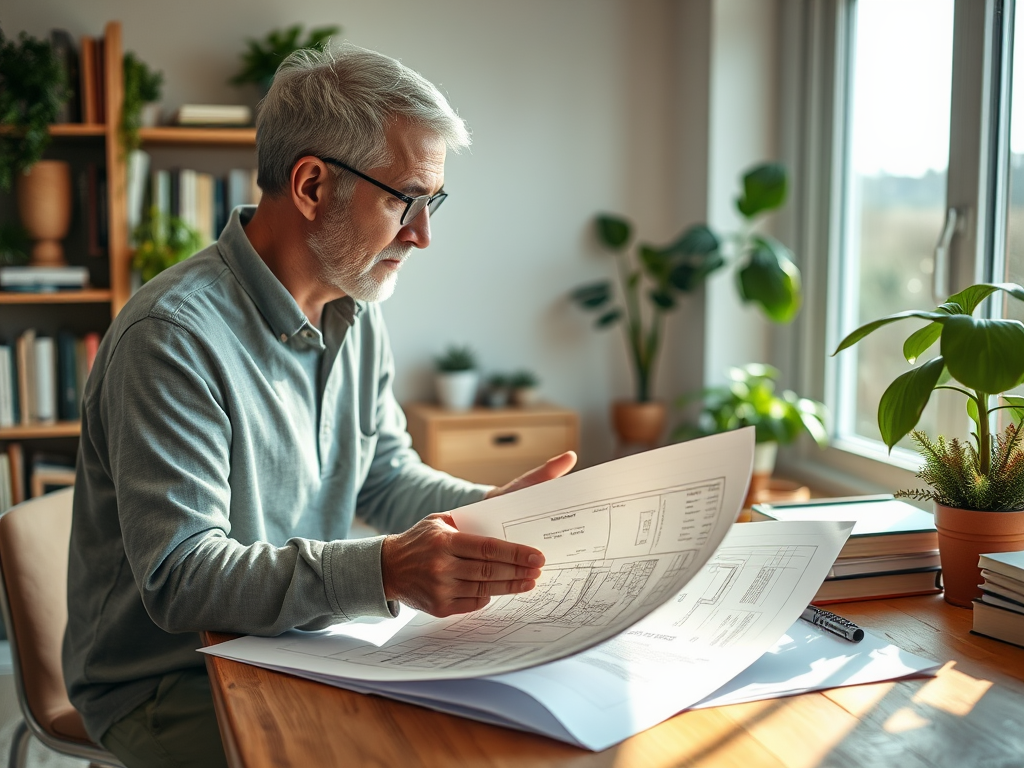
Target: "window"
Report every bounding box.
[783,0,1014,490]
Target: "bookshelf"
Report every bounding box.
[0,19,257,494]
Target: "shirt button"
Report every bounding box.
[279,333,288,343]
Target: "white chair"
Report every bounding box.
[0,487,123,767]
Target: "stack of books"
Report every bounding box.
[973,551,1024,648]
[173,104,252,127]
[0,266,89,293]
[751,495,941,603]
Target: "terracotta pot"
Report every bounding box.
[611,400,666,446]
[16,160,73,267]
[934,504,1024,608]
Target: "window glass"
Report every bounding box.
[1005,6,1024,321]
[835,0,955,449]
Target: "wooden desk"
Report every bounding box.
[203,595,1024,767]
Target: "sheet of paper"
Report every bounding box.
[693,621,941,709]
[202,429,754,682]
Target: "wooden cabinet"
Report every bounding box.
[404,403,579,486]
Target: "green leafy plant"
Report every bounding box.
[434,345,478,373]
[0,223,30,266]
[230,24,340,91]
[834,282,1024,511]
[570,162,800,402]
[509,370,539,389]
[132,209,203,283]
[673,363,828,446]
[0,28,69,190]
[120,51,163,152]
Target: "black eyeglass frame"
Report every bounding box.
[319,156,447,225]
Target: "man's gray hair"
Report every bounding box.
[256,43,471,197]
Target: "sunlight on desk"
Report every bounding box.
[819,680,894,716]
[883,707,931,733]
[911,661,992,716]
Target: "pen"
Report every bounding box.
[800,605,865,642]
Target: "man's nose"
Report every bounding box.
[398,206,432,249]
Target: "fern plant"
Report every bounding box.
[898,426,1024,511]
[230,24,340,92]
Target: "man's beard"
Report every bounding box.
[307,199,410,302]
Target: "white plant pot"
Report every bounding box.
[752,441,779,475]
[435,370,479,411]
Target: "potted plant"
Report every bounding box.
[509,370,540,407]
[0,28,69,191]
[434,345,479,412]
[673,363,828,503]
[570,162,801,446]
[132,209,203,284]
[230,24,341,93]
[484,373,511,408]
[834,282,1024,607]
[121,51,164,151]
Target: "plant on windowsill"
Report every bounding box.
[672,363,828,504]
[570,162,801,447]
[230,24,341,94]
[434,345,479,412]
[834,282,1024,607]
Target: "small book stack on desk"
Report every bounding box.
[973,550,1024,648]
[751,495,941,604]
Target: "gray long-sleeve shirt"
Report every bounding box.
[62,206,489,741]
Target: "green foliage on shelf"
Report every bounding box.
[434,345,478,373]
[509,370,539,389]
[673,363,828,447]
[0,223,30,266]
[0,27,70,190]
[230,24,341,92]
[132,208,203,283]
[121,51,163,152]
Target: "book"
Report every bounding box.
[50,29,81,123]
[33,336,56,423]
[126,150,151,243]
[7,443,25,506]
[981,591,1024,614]
[827,551,941,579]
[979,550,1024,583]
[79,36,98,124]
[15,330,35,427]
[83,332,101,374]
[174,104,252,126]
[812,567,942,604]
[56,331,79,421]
[972,598,1024,648]
[982,576,1024,603]
[981,569,1024,596]
[0,345,12,428]
[751,495,938,558]
[0,453,9,514]
[0,266,89,291]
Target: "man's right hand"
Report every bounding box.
[380,512,544,617]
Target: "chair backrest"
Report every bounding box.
[0,487,83,741]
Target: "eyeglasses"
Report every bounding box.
[319,156,447,225]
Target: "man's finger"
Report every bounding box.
[447,532,545,567]
[448,560,541,583]
[485,451,577,498]
[458,578,537,599]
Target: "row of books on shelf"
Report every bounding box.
[0,330,100,428]
[49,28,108,125]
[127,151,261,246]
[0,443,75,514]
[972,550,1024,648]
[751,494,941,604]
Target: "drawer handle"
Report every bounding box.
[493,433,520,446]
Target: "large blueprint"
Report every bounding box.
[204,429,754,681]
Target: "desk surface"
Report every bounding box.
[203,595,1024,767]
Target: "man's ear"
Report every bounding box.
[289,156,330,222]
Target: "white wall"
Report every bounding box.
[4,0,778,467]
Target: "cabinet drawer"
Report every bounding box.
[435,424,571,465]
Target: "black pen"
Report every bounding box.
[800,605,865,642]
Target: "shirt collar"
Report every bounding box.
[216,206,362,341]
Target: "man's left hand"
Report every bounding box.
[485,451,577,499]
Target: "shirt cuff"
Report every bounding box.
[322,535,396,619]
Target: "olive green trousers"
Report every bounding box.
[100,669,229,768]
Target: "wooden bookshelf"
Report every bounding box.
[0,422,81,440]
[0,124,106,138]
[139,126,256,146]
[0,290,112,305]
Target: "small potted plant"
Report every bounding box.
[484,373,511,408]
[673,363,828,502]
[230,24,340,93]
[434,345,479,412]
[509,370,540,407]
[570,162,801,446]
[121,51,164,151]
[834,282,1024,607]
[132,209,203,284]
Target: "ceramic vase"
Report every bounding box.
[435,371,479,412]
[611,400,666,447]
[934,504,1024,608]
[17,160,73,267]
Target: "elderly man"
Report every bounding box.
[63,44,574,768]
